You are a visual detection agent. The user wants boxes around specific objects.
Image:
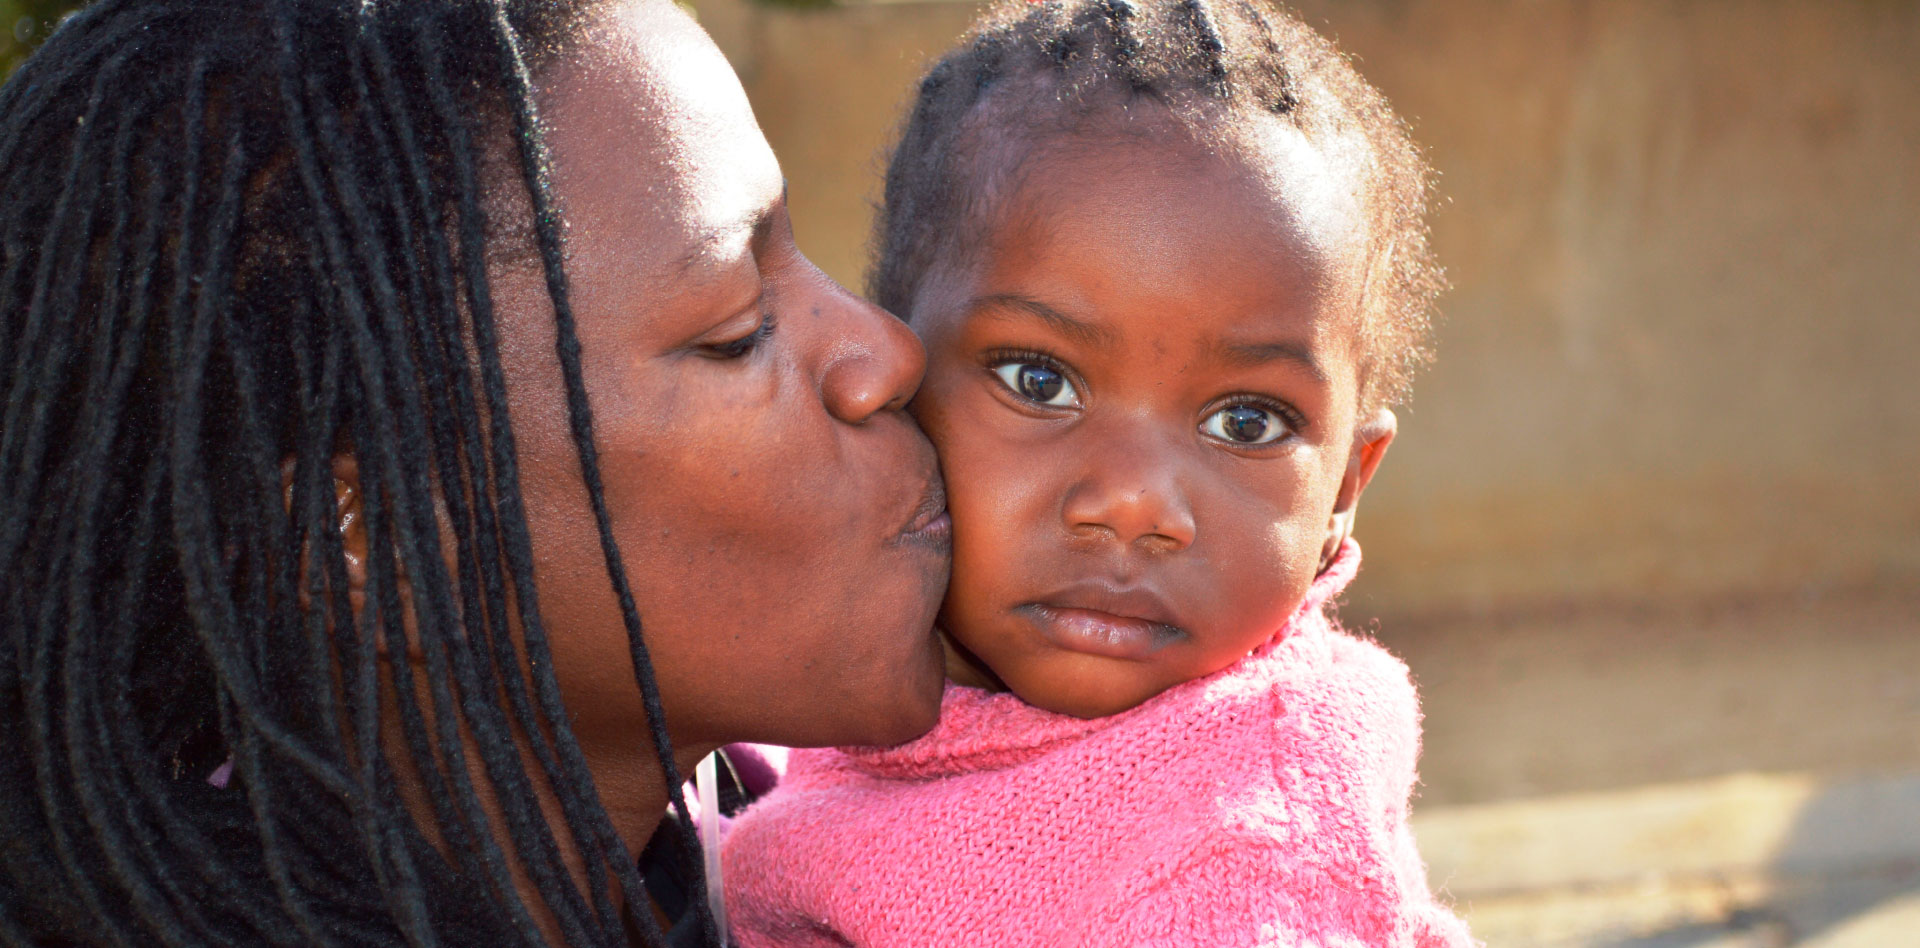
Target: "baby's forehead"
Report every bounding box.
[937,146,1369,375]
[980,107,1369,263]
[1221,116,1373,275]
[998,119,1371,293]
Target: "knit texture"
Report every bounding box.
[722,541,1475,947]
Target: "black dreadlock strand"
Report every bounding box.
[483,2,719,939]
[0,1,721,945]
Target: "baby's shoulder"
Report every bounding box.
[1289,627,1420,722]
[1255,626,1424,805]
[1092,631,1453,948]
[777,745,845,779]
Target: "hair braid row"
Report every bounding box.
[870,0,1440,410]
[1177,0,1230,93]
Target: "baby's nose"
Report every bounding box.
[1060,447,1197,553]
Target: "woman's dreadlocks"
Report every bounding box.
[872,0,1443,410]
[0,1,717,945]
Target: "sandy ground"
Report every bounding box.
[1359,585,1920,946]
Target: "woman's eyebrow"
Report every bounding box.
[674,189,784,277]
[969,293,1114,347]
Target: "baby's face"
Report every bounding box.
[906,124,1391,718]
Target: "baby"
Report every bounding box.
[723,0,1471,944]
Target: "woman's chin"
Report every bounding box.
[861,632,948,746]
[845,629,948,748]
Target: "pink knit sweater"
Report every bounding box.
[722,542,1473,947]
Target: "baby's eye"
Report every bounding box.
[992,362,1081,408]
[1201,404,1289,445]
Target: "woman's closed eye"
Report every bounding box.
[704,310,776,360]
[1200,402,1296,446]
[990,358,1081,408]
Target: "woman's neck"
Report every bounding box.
[383,666,721,938]
[580,739,722,852]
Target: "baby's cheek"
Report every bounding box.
[1198,514,1322,651]
[934,451,1022,632]
[945,517,1005,617]
[934,417,1051,586]
[1262,513,1322,574]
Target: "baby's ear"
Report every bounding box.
[1336,408,1397,514]
[1320,408,1396,572]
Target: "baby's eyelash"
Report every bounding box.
[980,347,1069,372]
[1217,395,1308,433]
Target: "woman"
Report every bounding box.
[0,0,948,945]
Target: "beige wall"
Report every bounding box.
[697,0,1920,620]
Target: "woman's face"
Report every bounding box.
[489,2,949,780]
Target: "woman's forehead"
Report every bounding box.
[540,0,783,276]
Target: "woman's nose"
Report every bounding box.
[1060,433,1197,553]
[816,281,926,424]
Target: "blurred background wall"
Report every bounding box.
[692,0,1920,944]
[698,0,1920,618]
[0,0,76,74]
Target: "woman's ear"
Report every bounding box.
[283,455,373,617]
[330,456,370,617]
[327,456,427,662]
[1320,407,1397,573]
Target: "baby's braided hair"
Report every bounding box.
[872,0,1441,409]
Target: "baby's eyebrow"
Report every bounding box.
[1217,339,1330,385]
[969,293,1114,347]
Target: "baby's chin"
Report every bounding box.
[957,642,1174,720]
[1012,675,1168,720]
